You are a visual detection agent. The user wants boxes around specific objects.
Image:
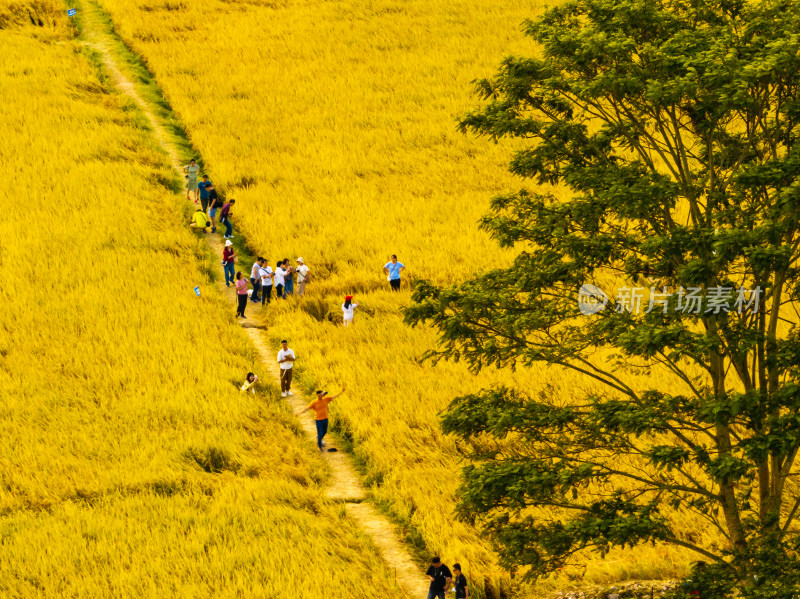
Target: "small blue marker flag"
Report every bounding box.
[67,8,76,16]
[194,286,201,297]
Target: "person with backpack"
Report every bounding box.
[235,271,249,318]
[222,239,236,287]
[220,199,236,239]
[425,557,452,599]
[342,295,358,327]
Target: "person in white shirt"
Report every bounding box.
[277,340,295,397]
[259,261,274,305]
[296,257,310,296]
[274,260,288,299]
[250,258,264,303]
[241,372,258,394]
[342,295,358,327]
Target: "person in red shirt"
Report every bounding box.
[220,198,236,239]
[222,239,236,287]
[297,388,345,450]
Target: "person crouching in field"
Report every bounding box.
[342,295,357,326]
[235,271,248,318]
[297,388,345,450]
[222,239,236,287]
[189,207,210,232]
[241,372,258,394]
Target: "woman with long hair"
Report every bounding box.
[184,158,199,202]
[235,271,248,318]
[341,295,358,327]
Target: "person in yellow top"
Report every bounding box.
[297,388,345,450]
[189,207,210,232]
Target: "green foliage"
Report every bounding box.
[407,0,800,592]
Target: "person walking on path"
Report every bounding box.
[250,258,264,304]
[297,388,345,450]
[342,295,358,326]
[207,184,221,233]
[189,207,210,232]
[235,272,248,318]
[184,159,199,202]
[241,372,258,394]
[222,239,236,287]
[259,260,274,305]
[296,257,310,296]
[198,175,213,213]
[283,259,295,296]
[452,564,469,599]
[383,254,405,291]
[274,260,288,299]
[220,199,236,239]
[426,558,452,599]
[277,340,295,397]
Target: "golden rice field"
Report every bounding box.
[84,0,710,595]
[0,2,405,596]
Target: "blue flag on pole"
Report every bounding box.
[67,8,76,16]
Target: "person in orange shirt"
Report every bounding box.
[298,388,345,450]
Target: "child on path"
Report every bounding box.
[220,199,235,239]
[342,295,358,326]
[383,254,405,291]
[235,271,248,318]
[277,340,295,397]
[222,239,236,287]
[241,372,258,394]
[184,159,199,202]
[452,564,469,599]
[297,388,346,450]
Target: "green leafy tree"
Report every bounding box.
[405,0,800,593]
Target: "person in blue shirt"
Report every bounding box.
[197,175,213,212]
[383,254,405,291]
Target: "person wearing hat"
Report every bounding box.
[341,295,358,327]
[297,388,346,450]
[222,239,236,287]
[189,207,210,232]
[426,557,453,599]
[296,257,310,296]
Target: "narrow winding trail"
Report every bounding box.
[76,2,430,597]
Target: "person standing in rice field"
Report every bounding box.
[426,557,452,599]
[259,260,274,306]
[383,254,405,291]
[297,388,346,450]
[220,198,235,239]
[184,159,199,202]
[452,564,469,599]
[296,257,310,296]
[274,259,287,299]
[277,340,295,397]
[250,257,264,304]
[283,259,295,296]
[222,239,236,287]
[235,271,249,318]
[342,295,358,327]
